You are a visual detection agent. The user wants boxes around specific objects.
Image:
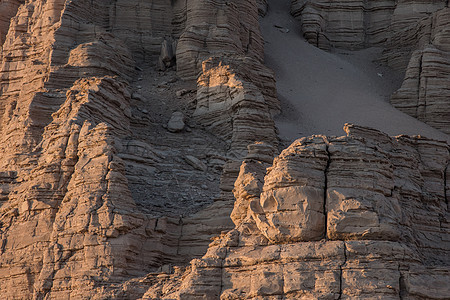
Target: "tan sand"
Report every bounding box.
[261,0,450,144]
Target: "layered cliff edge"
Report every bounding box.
[291,0,450,135]
[142,123,450,299]
[0,0,448,299]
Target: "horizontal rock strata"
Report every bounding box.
[390,8,450,134]
[0,0,448,298]
[0,0,280,298]
[142,124,450,299]
[291,0,397,50]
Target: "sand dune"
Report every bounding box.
[261,0,450,143]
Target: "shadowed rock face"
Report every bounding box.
[0,0,448,299]
[390,8,450,134]
[291,0,450,134]
[291,0,397,50]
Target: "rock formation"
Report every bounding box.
[291,0,397,50]
[390,8,450,134]
[0,0,279,298]
[0,0,23,48]
[143,124,450,299]
[0,0,448,299]
[291,0,450,134]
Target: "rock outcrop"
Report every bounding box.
[0,0,23,49]
[194,56,278,157]
[174,0,266,80]
[143,124,450,299]
[0,0,279,298]
[390,8,450,134]
[291,0,397,50]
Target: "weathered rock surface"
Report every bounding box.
[0,0,279,298]
[0,0,23,49]
[0,0,449,299]
[143,124,450,299]
[175,0,266,80]
[167,111,185,133]
[194,56,279,157]
[291,0,397,50]
[390,8,450,134]
[291,0,446,52]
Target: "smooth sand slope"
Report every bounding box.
[262,0,450,143]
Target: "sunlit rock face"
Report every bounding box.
[144,124,450,299]
[0,0,280,298]
[291,0,450,134]
[0,0,448,299]
[195,56,278,157]
[249,136,328,243]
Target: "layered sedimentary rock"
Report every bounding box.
[0,0,279,298]
[175,0,265,80]
[0,0,135,171]
[194,56,278,157]
[381,1,448,70]
[0,0,23,48]
[108,0,174,62]
[291,0,395,49]
[291,0,397,50]
[1,0,449,299]
[390,8,450,134]
[143,124,450,299]
[290,0,446,52]
[291,0,450,134]
[0,76,147,299]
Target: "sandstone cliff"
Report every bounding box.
[0,0,278,298]
[143,124,450,299]
[0,0,448,299]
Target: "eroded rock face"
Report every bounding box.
[0,0,280,298]
[0,0,449,299]
[291,0,397,50]
[291,0,446,52]
[143,125,450,299]
[175,0,265,80]
[0,0,23,49]
[390,8,450,134]
[195,56,279,157]
[249,136,328,243]
[231,142,276,226]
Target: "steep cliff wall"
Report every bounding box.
[0,0,279,298]
[0,0,24,49]
[0,0,448,299]
[291,0,397,50]
[143,124,450,299]
[390,8,450,134]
